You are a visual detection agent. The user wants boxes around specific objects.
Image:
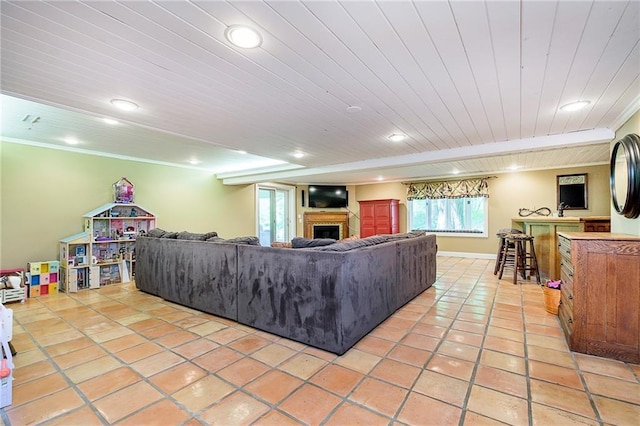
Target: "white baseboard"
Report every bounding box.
[437,251,495,260]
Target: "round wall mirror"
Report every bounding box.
[610,133,640,219]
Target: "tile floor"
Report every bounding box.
[2,256,639,425]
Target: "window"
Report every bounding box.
[409,196,488,237]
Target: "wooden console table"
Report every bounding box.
[511,216,610,280]
[303,212,349,240]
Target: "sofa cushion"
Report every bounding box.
[209,236,261,246]
[161,232,178,239]
[309,235,390,251]
[147,228,167,238]
[291,237,336,248]
[202,231,218,240]
[177,231,206,240]
[206,236,227,243]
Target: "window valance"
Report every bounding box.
[406,177,491,200]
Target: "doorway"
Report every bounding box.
[256,184,295,246]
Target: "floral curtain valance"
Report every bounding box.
[406,178,491,200]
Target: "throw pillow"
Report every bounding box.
[147,228,166,238]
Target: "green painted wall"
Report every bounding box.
[611,110,640,236]
[0,142,255,269]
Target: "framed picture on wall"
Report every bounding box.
[557,173,588,210]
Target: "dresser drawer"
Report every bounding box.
[558,236,572,259]
[558,299,574,337]
[560,285,573,312]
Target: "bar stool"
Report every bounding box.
[493,228,523,275]
[498,233,541,285]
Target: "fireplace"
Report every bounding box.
[303,212,349,240]
[313,225,341,240]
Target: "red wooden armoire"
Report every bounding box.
[359,199,399,237]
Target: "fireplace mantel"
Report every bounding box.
[303,212,349,239]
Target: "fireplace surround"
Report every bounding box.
[304,212,349,240]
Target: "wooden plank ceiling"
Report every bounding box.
[1,0,638,184]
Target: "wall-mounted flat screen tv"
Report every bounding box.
[308,185,348,208]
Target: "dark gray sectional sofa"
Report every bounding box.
[135,232,437,354]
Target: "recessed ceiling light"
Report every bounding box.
[225,25,262,48]
[452,169,460,175]
[388,133,407,142]
[188,159,200,165]
[346,105,362,113]
[236,150,247,155]
[559,101,590,112]
[110,98,138,111]
[292,152,305,159]
[509,164,519,170]
[103,118,119,125]
[377,176,384,181]
[63,137,79,145]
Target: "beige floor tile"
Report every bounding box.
[349,378,408,417]
[200,391,269,425]
[6,387,85,425]
[592,395,640,425]
[527,345,575,369]
[583,372,640,404]
[130,350,185,377]
[473,364,528,399]
[245,369,304,404]
[574,352,638,381]
[227,334,272,354]
[192,346,243,372]
[397,391,462,425]
[217,357,270,386]
[427,353,476,381]
[528,359,584,390]
[387,344,432,367]
[252,409,304,426]
[334,349,381,374]
[353,335,396,356]
[153,329,199,348]
[206,326,249,344]
[325,401,389,426]
[116,399,191,426]
[413,370,470,407]
[370,358,421,389]
[93,381,163,423]
[172,375,235,412]
[279,352,328,379]
[114,341,163,364]
[45,406,105,426]
[530,379,597,419]
[463,411,512,425]
[249,343,297,366]
[77,367,142,401]
[173,338,220,359]
[65,355,122,384]
[279,384,342,425]
[101,333,149,353]
[309,364,364,396]
[437,340,481,362]
[148,362,207,394]
[479,349,526,375]
[466,385,529,425]
[531,402,599,426]
[12,373,69,406]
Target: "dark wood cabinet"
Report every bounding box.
[557,232,640,363]
[359,199,399,238]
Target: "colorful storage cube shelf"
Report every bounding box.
[26,261,59,298]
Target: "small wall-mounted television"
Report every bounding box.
[308,185,348,208]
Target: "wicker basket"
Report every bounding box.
[543,286,561,315]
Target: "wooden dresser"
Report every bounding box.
[557,232,640,363]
